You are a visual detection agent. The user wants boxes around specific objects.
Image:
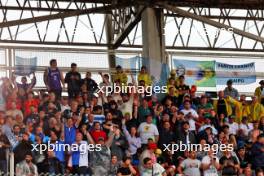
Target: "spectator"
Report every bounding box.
[249,96,264,122]
[86,126,116,175]
[65,63,81,99]
[175,75,190,105]
[138,115,159,144]
[138,98,151,124]
[138,66,152,86]
[201,148,220,175]
[255,80,264,106]
[224,79,239,99]
[180,100,199,132]
[68,132,89,175]
[16,154,38,176]
[81,71,98,98]
[226,115,239,135]
[6,101,24,120]
[113,65,128,85]
[220,150,240,175]
[214,90,232,117]
[177,150,201,176]
[251,134,264,171]
[227,94,250,123]
[117,156,137,176]
[110,127,128,160]
[122,118,141,159]
[44,59,64,100]
[13,73,36,100]
[0,126,10,174]
[24,91,40,117]
[141,157,166,176]
[109,155,121,176]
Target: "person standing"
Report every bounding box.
[255,80,264,106]
[44,59,64,100]
[65,63,81,99]
[224,80,239,99]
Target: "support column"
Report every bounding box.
[105,14,116,75]
[141,8,166,78]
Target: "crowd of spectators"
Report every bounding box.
[0,59,264,176]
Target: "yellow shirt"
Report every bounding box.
[138,73,152,86]
[113,72,128,85]
[226,96,250,123]
[249,102,264,122]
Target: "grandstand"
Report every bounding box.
[0,0,264,176]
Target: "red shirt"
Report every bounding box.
[24,98,40,116]
[90,130,107,142]
[6,98,22,110]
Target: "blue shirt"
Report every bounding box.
[64,125,76,145]
[54,140,65,162]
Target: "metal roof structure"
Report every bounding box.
[0,0,264,52]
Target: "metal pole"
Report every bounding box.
[9,152,14,176]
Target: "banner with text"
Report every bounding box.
[215,62,256,85]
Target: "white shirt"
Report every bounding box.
[69,140,89,167]
[138,122,159,144]
[227,122,239,135]
[201,156,219,175]
[239,123,253,136]
[180,158,201,176]
[181,109,199,131]
[141,163,165,176]
[60,104,70,113]
[119,97,133,117]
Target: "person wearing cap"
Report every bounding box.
[254,80,264,105]
[112,65,128,85]
[248,96,264,122]
[224,79,239,99]
[138,66,152,86]
[64,63,81,99]
[139,142,158,171]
